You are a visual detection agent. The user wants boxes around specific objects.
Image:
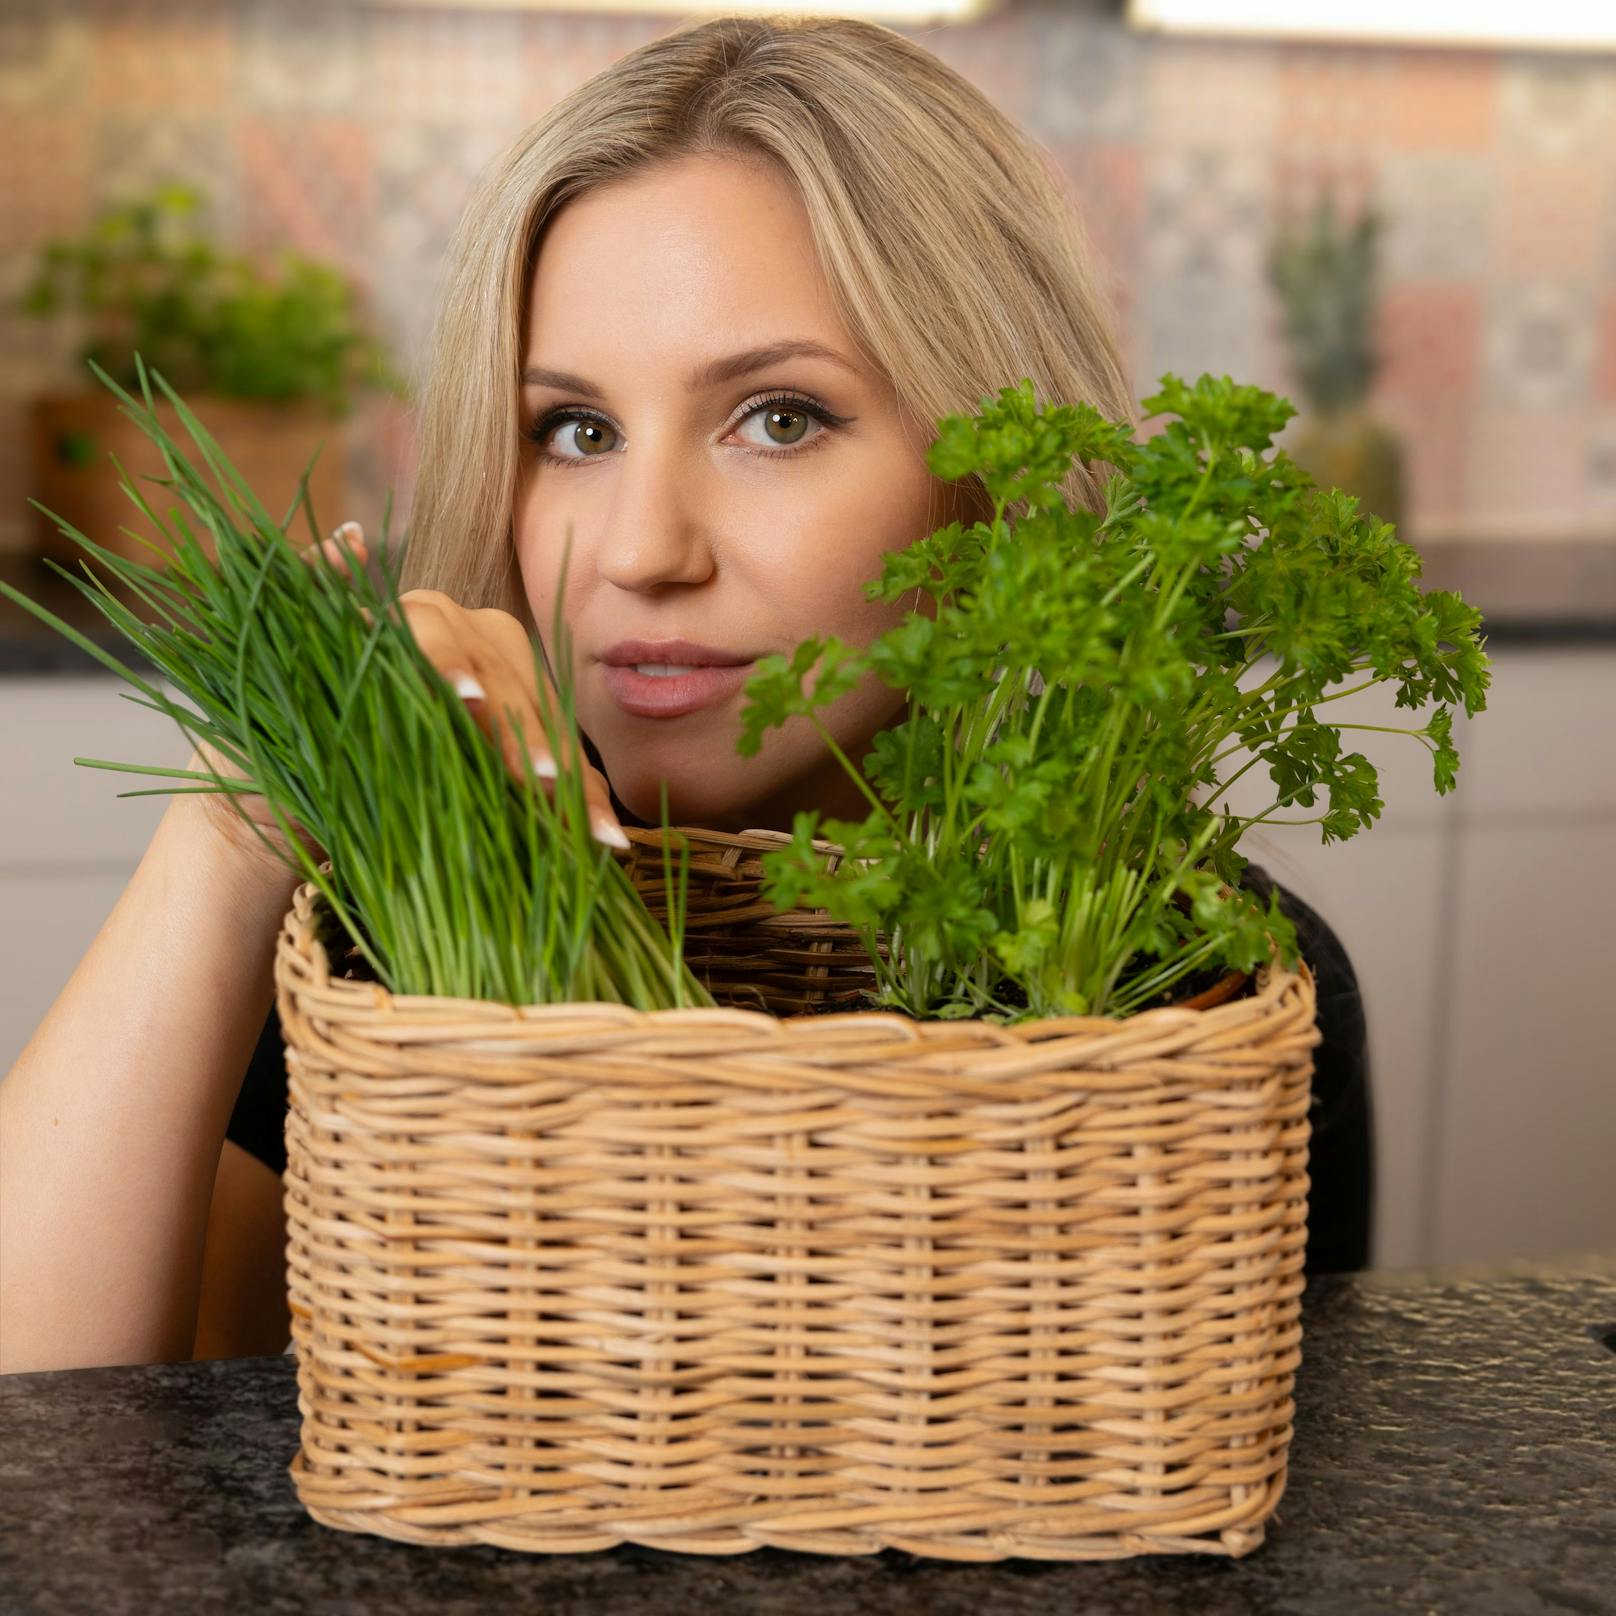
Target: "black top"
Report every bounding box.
[229,857,1374,1275]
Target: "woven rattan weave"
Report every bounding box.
[278,826,1317,1561]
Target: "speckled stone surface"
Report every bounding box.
[2,1263,1613,1616]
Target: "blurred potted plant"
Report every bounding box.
[16,179,406,573]
[1267,188,1405,534]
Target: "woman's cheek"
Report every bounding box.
[814,661,909,755]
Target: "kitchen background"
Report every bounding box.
[1,0,1612,1273]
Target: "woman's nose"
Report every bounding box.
[595,516,716,593]
[591,443,718,592]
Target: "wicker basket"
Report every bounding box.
[277,825,1317,1562]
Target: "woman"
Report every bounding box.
[0,15,1371,1374]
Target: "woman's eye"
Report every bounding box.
[542,418,618,461]
[734,401,822,450]
[530,395,835,465]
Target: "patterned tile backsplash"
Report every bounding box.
[2,0,1613,552]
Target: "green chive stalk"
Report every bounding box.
[0,355,712,1011]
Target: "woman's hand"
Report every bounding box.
[370,551,628,851]
[189,521,628,881]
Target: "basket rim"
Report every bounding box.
[276,845,1312,1045]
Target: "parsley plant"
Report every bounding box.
[737,373,1491,1022]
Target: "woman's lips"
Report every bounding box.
[600,661,756,719]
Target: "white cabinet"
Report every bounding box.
[0,675,192,1072]
[1439,821,1615,1263]
[1214,647,1616,1268]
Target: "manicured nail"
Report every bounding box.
[529,749,558,779]
[593,815,630,849]
[334,520,364,543]
[452,672,486,701]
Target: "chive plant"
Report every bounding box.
[0,356,711,1011]
[738,372,1492,1023]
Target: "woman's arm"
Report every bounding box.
[0,795,302,1373]
[191,1137,293,1361]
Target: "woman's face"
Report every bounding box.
[514,152,984,833]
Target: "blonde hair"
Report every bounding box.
[398,13,1134,619]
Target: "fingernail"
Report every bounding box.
[592,816,630,850]
[452,672,486,701]
[337,521,364,542]
[529,749,558,779]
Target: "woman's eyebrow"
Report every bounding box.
[520,338,859,399]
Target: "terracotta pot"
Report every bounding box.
[26,391,349,570]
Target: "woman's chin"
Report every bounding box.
[610,771,755,834]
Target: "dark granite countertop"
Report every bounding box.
[2,1258,1612,1614]
[2,541,1615,675]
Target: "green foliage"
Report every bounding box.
[17,181,405,414]
[0,357,708,1011]
[1266,188,1384,416]
[737,372,1491,1023]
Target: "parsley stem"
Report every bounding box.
[1199,747,1267,811]
[1097,552,1152,610]
[1201,673,1385,769]
[1233,807,1330,830]
[1196,683,1403,790]
[809,713,899,829]
[1153,559,1196,630]
[1330,721,1436,743]
[1109,928,1225,1017]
